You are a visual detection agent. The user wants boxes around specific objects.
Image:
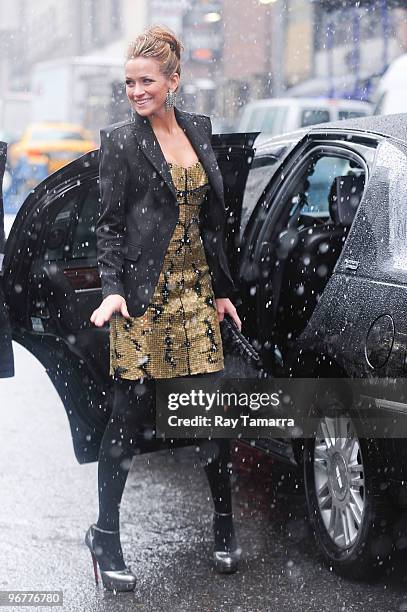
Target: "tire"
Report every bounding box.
[304,390,394,580]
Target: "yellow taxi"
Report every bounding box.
[7,122,97,174]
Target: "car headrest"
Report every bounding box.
[328,174,365,227]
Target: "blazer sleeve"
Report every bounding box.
[96,127,129,300]
[199,115,237,300]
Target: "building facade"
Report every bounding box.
[1,0,150,131]
[291,1,407,99]
[3,0,407,135]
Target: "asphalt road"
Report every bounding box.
[2,343,407,612]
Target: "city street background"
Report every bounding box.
[3,1,407,610]
[1,0,407,211]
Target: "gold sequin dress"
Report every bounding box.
[109,161,225,380]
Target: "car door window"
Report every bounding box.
[338,110,367,120]
[241,146,289,237]
[44,180,99,261]
[300,157,350,216]
[344,140,407,284]
[284,153,365,229]
[70,187,99,259]
[300,109,330,128]
[44,197,78,261]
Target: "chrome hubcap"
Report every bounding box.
[314,416,365,549]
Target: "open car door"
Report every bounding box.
[2,131,255,463]
[211,132,258,283]
[0,141,14,378]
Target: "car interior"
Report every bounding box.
[269,153,366,348]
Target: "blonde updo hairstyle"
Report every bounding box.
[126,25,183,85]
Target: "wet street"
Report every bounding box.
[1,342,407,612]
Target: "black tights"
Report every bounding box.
[96,375,232,532]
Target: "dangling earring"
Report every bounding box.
[164,89,176,112]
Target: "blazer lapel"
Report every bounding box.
[130,107,224,204]
[175,107,224,204]
[130,112,177,200]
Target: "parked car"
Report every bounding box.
[373,53,407,116]
[7,121,96,175]
[2,113,407,581]
[0,129,17,145]
[237,97,372,140]
[210,116,236,134]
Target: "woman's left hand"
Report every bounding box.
[215,298,242,331]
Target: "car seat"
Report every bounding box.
[275,173,365,341]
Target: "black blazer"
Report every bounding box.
[96,106,236,318]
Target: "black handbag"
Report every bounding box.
[219,314,266,379]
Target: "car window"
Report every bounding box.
[373,93,386,116]
[335,140,407,286]
[44,181,99,261]
[241,146,289,236]
[300,109,330,127]
[338,110,367,120]
[30,130,85,141]
[281,152,365,225]
[44,198,77,261]
[261,108,287,134]
[350,140,407,282]
[243,106,287,134]
[301,157,351,216]
[70,187,99,259]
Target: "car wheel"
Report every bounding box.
[304,392,394,580]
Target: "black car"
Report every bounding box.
[2,113,407,580]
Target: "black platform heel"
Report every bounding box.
[85,524,136,591]
[212,512,241,574]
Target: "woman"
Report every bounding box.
[86,25,242,592]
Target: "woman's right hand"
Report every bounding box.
[90,294,130,327]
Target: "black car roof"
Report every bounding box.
[255,113,407,155]
[310,112,407,144]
